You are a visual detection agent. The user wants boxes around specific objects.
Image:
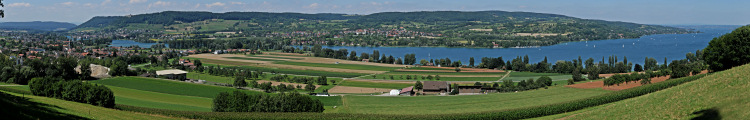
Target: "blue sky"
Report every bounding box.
[2,0,748,25]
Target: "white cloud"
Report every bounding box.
[206,2,226,8]
[101,0,112,6]
[130,0,148,4]
[148,1,171,8]
[84,3,95,7]
[7,3,31,7]
[230,2,245,5]
[306,3,319,9]
[60,2,76,6]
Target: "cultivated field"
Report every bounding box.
[334,87,611,114]
[188,53,405,74]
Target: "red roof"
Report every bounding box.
[400,86,414,94]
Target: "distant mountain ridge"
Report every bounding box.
[73,11,693,47]
[0,21,77,31]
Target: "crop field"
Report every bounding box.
[91,77,264,98]
[106,86,213,112]
[275,61,402,71]
[198,62,368,78]
[382,71,506,75]
[501,72,572,82]
[364,74,501,81]
[251,55,305,60]
[335,86,611,114]
[187,72,234,84]
[338,80,414,89]
[543,64,750,119]
[0,91,180,120]
[224,57,286,62]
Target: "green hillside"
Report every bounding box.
[74,11,692,47]
[0,91,180,120]
[538,64,750,119]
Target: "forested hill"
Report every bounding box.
[0,21,77,31]
[74,11,694,47]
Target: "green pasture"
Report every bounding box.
[338,80,414,89]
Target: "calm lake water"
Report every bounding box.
[110,40,166,48]
[316,25,739,66]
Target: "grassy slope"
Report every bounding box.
[539,64,750,119]
[338,80,414,89]
[91,76,264,98]
[0,91,180,120]
[337,87,611,114]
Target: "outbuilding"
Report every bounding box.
[156,69,188,80]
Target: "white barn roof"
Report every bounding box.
[156,69,188,75]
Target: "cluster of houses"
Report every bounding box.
[389,81,498,96]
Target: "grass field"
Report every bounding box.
[365,74,501,81]
[203,63,368,78]
[338,80,414,89]
[336,86,611,114]
[107,86,213,112]
[224,57,287,62]
[384,71,506,75]
[502,72,572,82]
[0,85,30,92]
[251,55,305,60]
[0,91,180,120]
[275,61,402,71]
[539,64,750,119]
[187,72,235,84]
[91,76,264,98]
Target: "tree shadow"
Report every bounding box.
[0,92,91,120]
[691,107,721,120]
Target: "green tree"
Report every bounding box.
[415,81,423,90]
[233,76,247,88]
[703,25,750,72]
[469,57,475,67]
[317,76,328,85]
[537,76,553,86]
[572,67,584,81]
[305,82,316,91]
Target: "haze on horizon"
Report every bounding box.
[1,0,747,25]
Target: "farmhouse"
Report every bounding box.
[400,86,415,96]
[156,69,188,80]
[423,81,450,94]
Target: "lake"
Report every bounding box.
[110,40,167,48]
[315,25,739,66]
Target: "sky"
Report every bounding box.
[2,0,748,25]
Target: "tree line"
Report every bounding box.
[212,91,324,112]
[29,77,115,108]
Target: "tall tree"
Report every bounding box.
[469,57,475,67]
